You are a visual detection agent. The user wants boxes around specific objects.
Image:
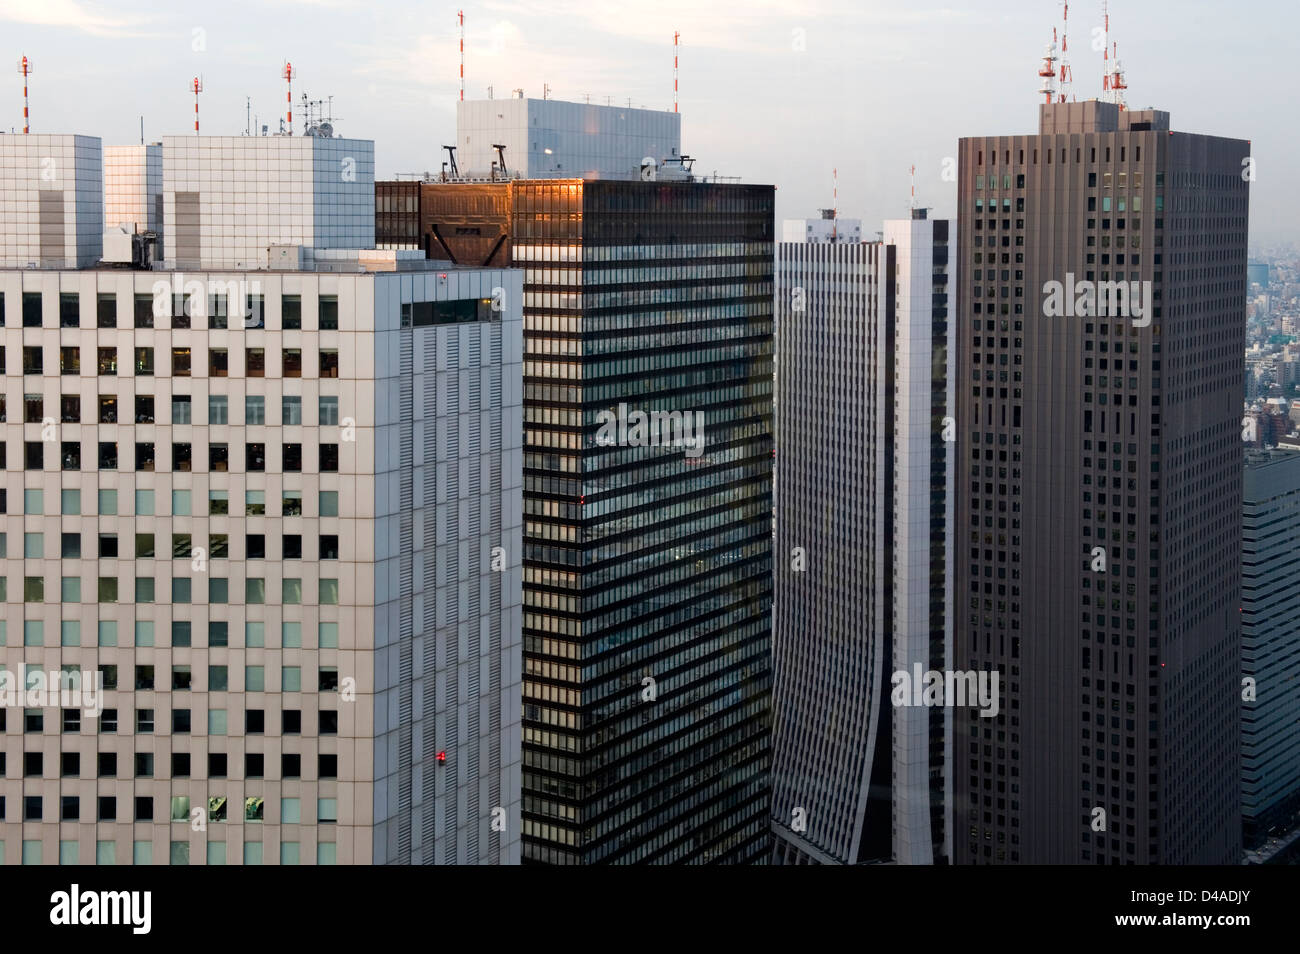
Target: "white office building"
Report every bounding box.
[161,136,375,269]
[0,134,522,866]
[0,134,103,269]
[455,96,681,180]
[771,209,951,865]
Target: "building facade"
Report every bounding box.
[0,134,103,269]
[1242,448,1300,849]
[161,136,375,270]
[455,98,682,181]
[770,210,950,866]
[419,177,775,864]
[954,101,1248,864]
[0,134,521,865]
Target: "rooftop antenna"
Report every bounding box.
[832,167,838,242]
[492,143,508,177]
[282,61,294,134]
[140,116,144,144]
[443,144,459,178]
[1101,2,1127,109]
[190,76,204,135]
[910,163,916,210]
[1037,31,1059,104]
[17,55,30,134]
[245,96,251,136]
[458,10,465,102]
[544,83,550,100]
[673,31,680,113]
[1057,1,1073,102]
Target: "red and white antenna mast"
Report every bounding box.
[1037,31,1059,104]
[17,56,31,134]
[910,163,916,210]
[458,11,465,102]
[673,31,680,113]
[282,61,294,134]
[191,76,203,134]
[1057,2,1073,103]
[1101,1,1127,109]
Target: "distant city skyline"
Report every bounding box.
[0,0,1292,245]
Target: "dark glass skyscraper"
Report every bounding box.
[415,178,775,863]
[955,102,1248,864]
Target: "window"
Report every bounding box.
[209,621,229,646]
[99,441,117,469]
[319,395,339,426]
[246,442,265,471]
[61,488,80,515]
[24,393,42,423]
[320,710,338,734]
[282,395,302,425]
[60,346,80,374]
[97,347,117,375]
[246,578,266,604]
[99,395,117,423]
[246,534,266,559]
[246,490,265,515]
[209,489,229,515]
[172,347,192,376]
[61,532,80,558]
[98,795,117,819]
[283,710,302,734]
[319,667,339,691]
[172,396,192,426]
[282,295,302,329]
[134,347,154,375]
[246,348,265,377]
[209,348,228,377]
[283,491,303,516]
[283,578,303,603]
[135,394,154,423]
[246,666,265,692]
[246,709,265,733]
[320,444,339,472]
[134,442,155,471]
[319,295,339,329]
[283,349,303,377]
[208,665,228,691]
[245,394,266,425]
[320,350,340,378]
[135,709,154,733]
[97,294,117,328]
[208,394,228,424]
[22,292,43,327]
[282,666,302,692]
[98,577,119,603]
[135,665,155,689]
[172,666,192,690]
[60,441,80,471]
[209,442,229,472]
[172,620,192,646]
[284,443,302,471]
[23,346,42,374]
[208,293,228,329]
[172,442,192,472]
[133,294,154,328]
[135,489,154,515]
[62,293,84,326]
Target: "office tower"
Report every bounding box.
[0,136,522,865]
[780,212,862,245]
[413,174,775,863]
[771,210,951,865]
[160,135,375,269]
[955,101,1248,864]
[455,96,681,180]
[104,145,163,255]
[0,134,103,268]
[1242,448,1300,852]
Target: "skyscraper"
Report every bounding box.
[1242,448,1300,851]
[0,132,522,865]
[415,173,776,864]
[954,101,1248,864]
[771,209,951,865]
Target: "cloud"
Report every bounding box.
[0,0,151,37]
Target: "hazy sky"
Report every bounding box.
[2,0,1294,248]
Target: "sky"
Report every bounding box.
[1,0,1295,248]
